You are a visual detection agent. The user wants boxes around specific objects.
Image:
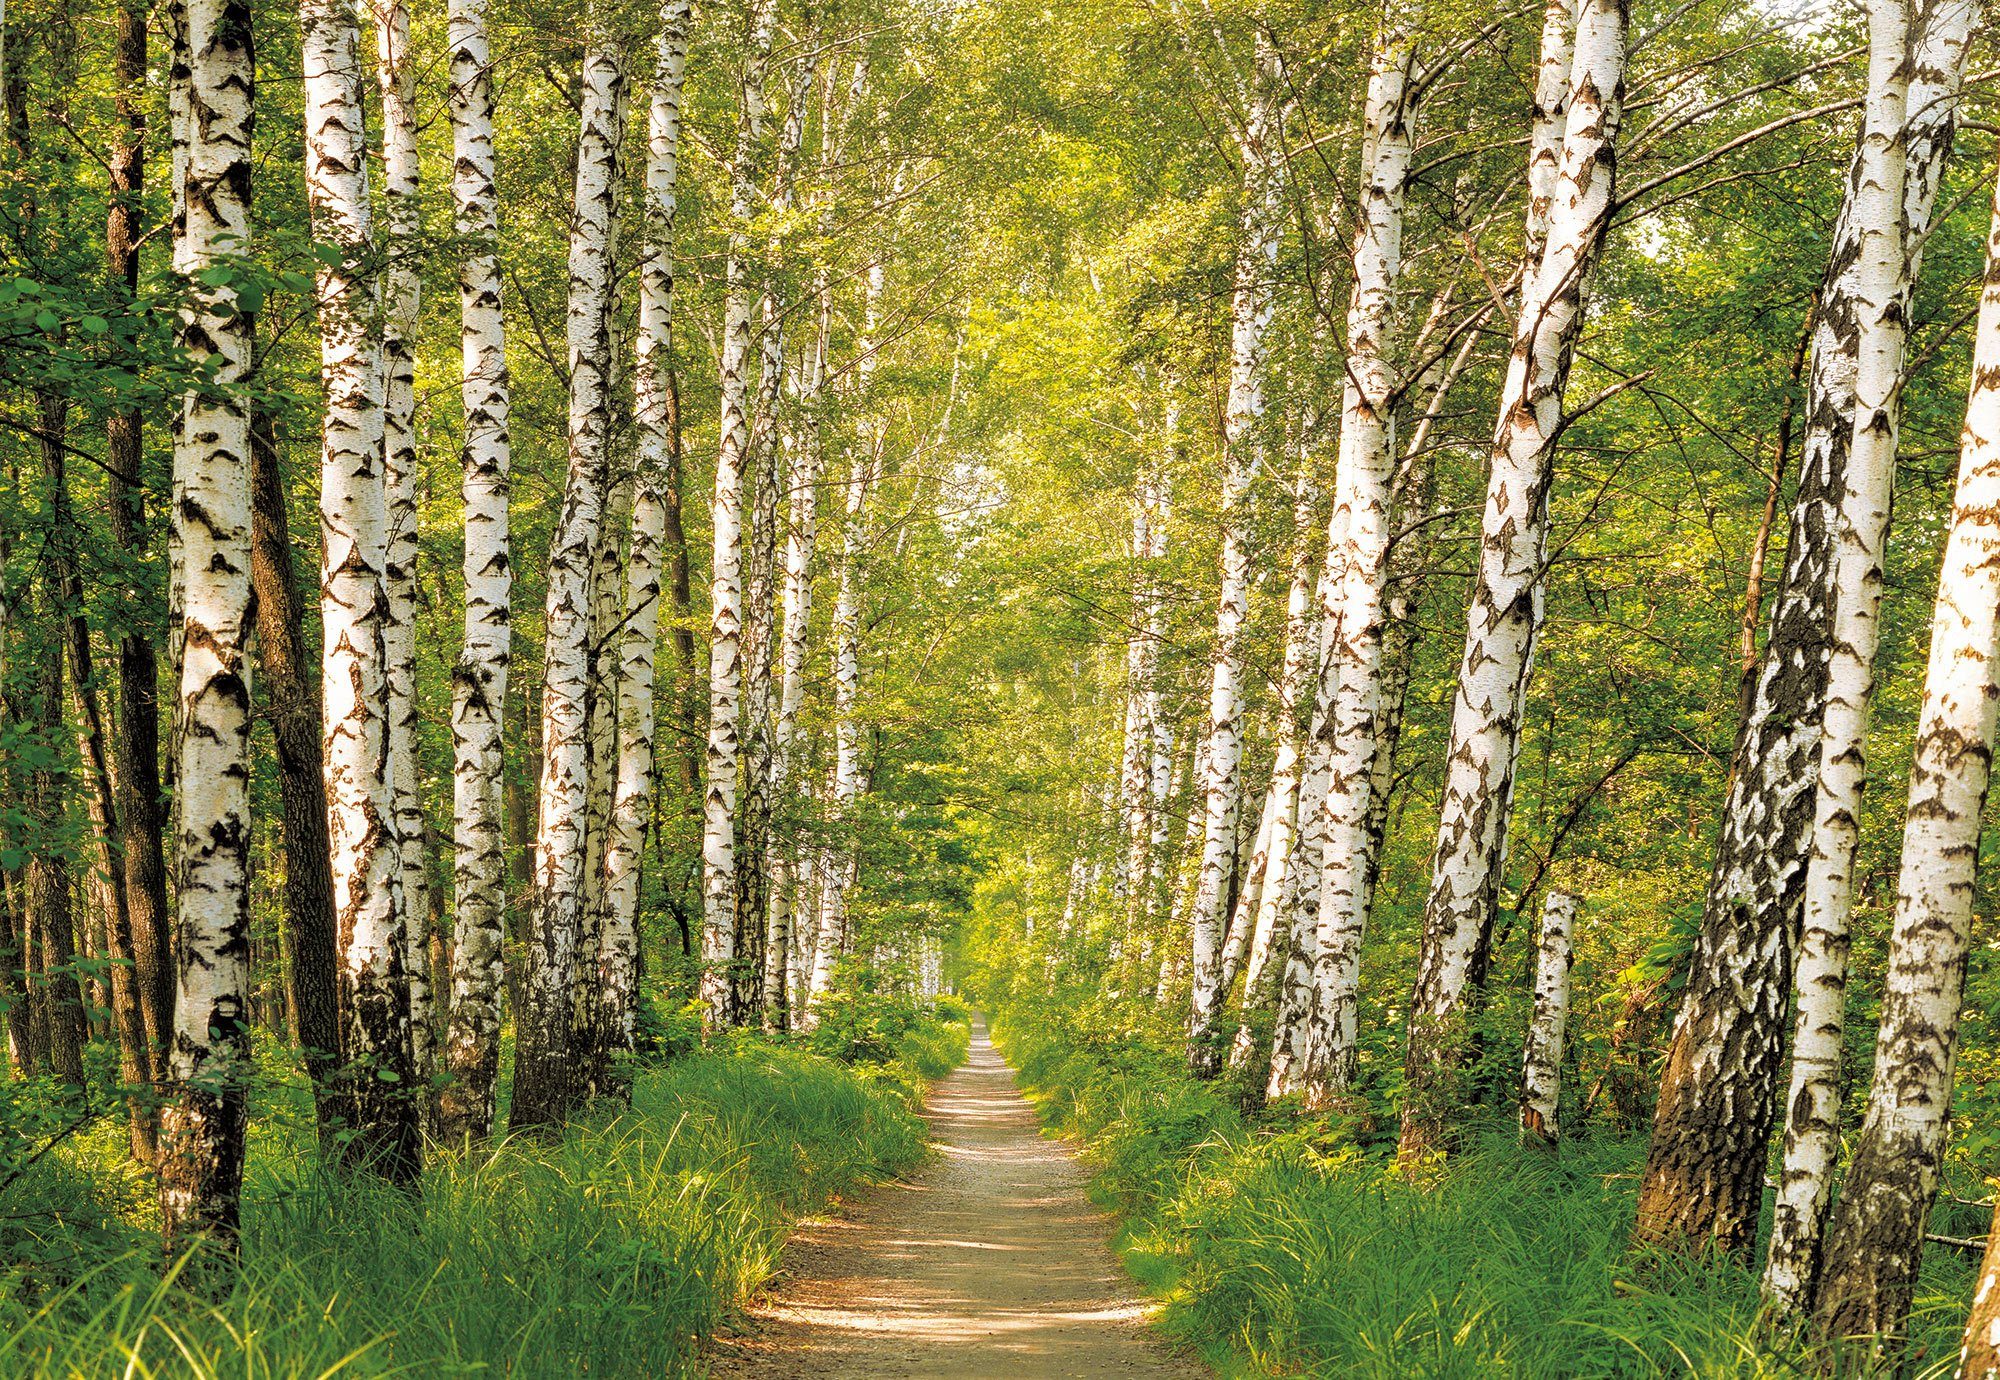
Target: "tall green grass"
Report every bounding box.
[995,1014,1980,1380]
[0,1042,936,1378]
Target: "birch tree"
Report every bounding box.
[1187,32,1284,1078]
[1519,890,1578,1143]
[304,0,418,1177]
[1124,449,1172,987]
[1299,2,1420,1110]
[763,282,827,1023]
[805,251,886,1022]
[438,0,513,1144]
[1636,0,1974,1255]
[1812,156,2000,1354]
[806,417,878,1018]
[375,0,431,1108]
[738,54,812,1023]
[158,0,256,1248]
[1762,0,1979,1308]
[1226,457,1318,1075]
[513,30,625,1129]
[703,0,780,1028]
[599,0,693,1077]
[1399,0,1626,1160]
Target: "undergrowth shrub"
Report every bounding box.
[798,982,971,1090]
[993,1006,1980,1380]
[0,1043,933,1378]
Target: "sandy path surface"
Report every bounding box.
[707,1021,1210,1379]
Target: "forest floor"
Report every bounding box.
[707,1020,1208,1379]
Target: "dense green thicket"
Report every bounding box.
[0,1012,964,1379]
[991,1001,1985,1378]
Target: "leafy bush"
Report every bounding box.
[800,983,968,1075]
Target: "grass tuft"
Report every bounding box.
[0,1042,937,1378]
[995,1012,1980,1380]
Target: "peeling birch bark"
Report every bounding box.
[1188,34,1285,1079]
[158,0,255,1250]
[703,0,780,1029]
[438,0,514,1144]
[1761,0,1979,1307]
[513,29,625,1130]
[1400,0,1626,1160]
[1817,142,2000,1359]
[304,0,419,1178]
[1519,890,1579,1144]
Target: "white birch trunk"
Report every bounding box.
[578,457,630,1063]
[513,32,625,1129]
[1763,0,1978,1310]
[1521,0,1575,278]
[1400,0,1626,1159]
[1228,461,1320,1074]
[1963,1223,2000,1379]
[1301,4,1419,1110]
[1519,889,1579,1143]
[804,258,884,1023]
[765,297,826,1025]
[438,0,513,1144]
[599,0,692,1077]
[159,0,255,1247]
[1122,427,1174,988]
[702,0,779,1029]
[1213,790,1275,993]
[304,0,417,1174]
[806,447,876,1019]
[374,0,430,1103]
[743,59,813,1024]
[1815,141,2000,1356]
[1188,36,1284,1077]
[1638,0,1976,1256]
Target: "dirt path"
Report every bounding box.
[707,1021,1210,1379]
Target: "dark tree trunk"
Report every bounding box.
[106,0,174,1062]
[28,612,87,1088]
[49,400,157,1158]
[0,882,34,1075]
[248,412,343,1134]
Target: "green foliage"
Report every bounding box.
[993,1003,1981,1379]
[798,982,972,1096]
[0,1044,930,1378]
